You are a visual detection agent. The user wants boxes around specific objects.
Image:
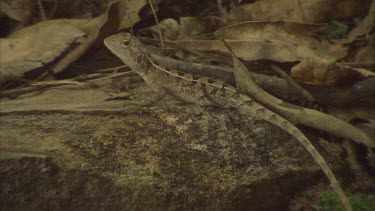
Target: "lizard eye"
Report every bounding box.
[121,39,130,46]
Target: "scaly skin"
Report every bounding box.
[104,33,352,211]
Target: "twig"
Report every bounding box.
[0,81,85,98]
[270,65,316,103]
[0,70,135,99]
[94,65,129,73]
[147,0,164,49]
[88,71,135,82]
[48,0,58,19]
[36,0,47,21]
[337,62,375,69]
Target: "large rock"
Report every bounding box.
[0,83,350,210]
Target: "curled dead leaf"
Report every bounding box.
[51,0,128,74]
[140,18,181,40]
[173,21,346,62]
[346,0,375,43]
[0,0,129,86]
[178,16,227,39]
[0,0,34,23]
[142,16,227,40]
[291,57,365,86]
[229,0,368,23]
[118,0,148,30]
[0,20,85,86]
[354,34,375,64]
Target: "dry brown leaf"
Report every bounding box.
[50,0,128,74]
[340,66,375,78]
[354,34,375,64]
[346,0,375,43]
[326,105,375,136]
[118,0,148,30]
[178,16,227,39]
[222,37,374,150]
[291,57,364,86]
[142,16,226,40]
[140,18,181,40]
[0,0,34,23]
[175,21,346,62]
[0,0,129,85]
[229,0,367,23]
[0,21,85,86]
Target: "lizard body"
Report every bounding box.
[104,33,351,210]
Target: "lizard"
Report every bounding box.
[104,32,352,211]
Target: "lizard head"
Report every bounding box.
[104,33,149,75]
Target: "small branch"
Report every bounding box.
[0,69,135,99]
[147,0,164,49]
[270,65,316,103]
[36,0,47,21]
[337,62,375,69]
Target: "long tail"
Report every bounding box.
[239,102,352,211]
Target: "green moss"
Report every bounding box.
[313,192,375,211]
[323,20,349,38]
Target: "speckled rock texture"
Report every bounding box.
[0,83,351,210]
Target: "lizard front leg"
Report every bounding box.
[120,82,167,109]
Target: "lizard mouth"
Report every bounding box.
[103,36,116,48]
